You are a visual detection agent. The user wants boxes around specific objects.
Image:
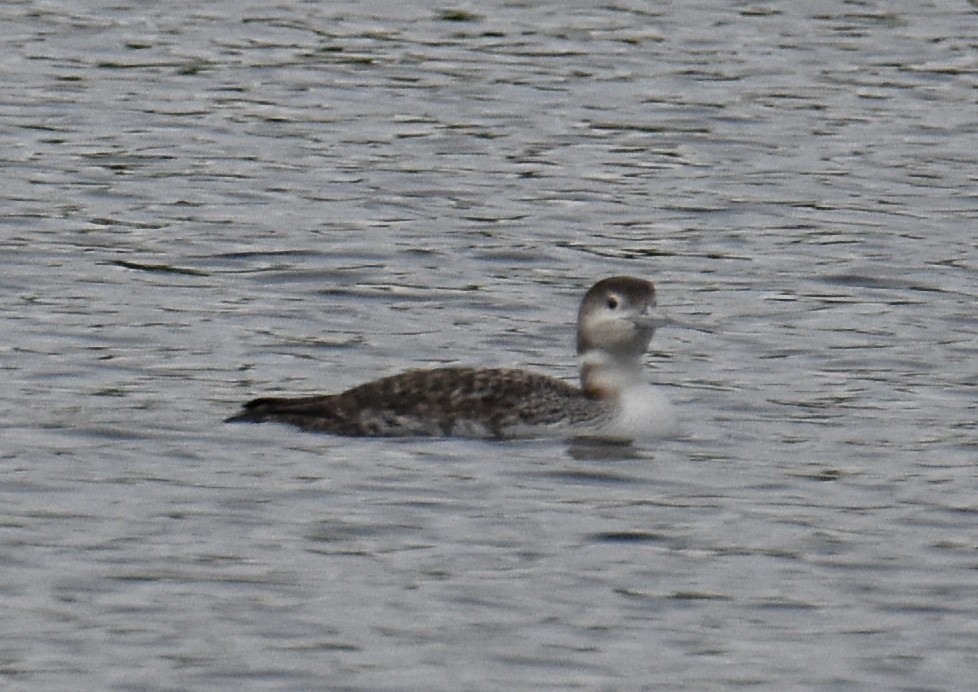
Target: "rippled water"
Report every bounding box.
[3,1,978,689]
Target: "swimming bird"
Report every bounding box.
[225,276,676,440]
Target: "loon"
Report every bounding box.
[225,276,676,440]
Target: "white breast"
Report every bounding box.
[595,384,677,441]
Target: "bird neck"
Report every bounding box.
[578,349,645,401]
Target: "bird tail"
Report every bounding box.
[224,397,291,423]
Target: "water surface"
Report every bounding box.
[3,1,977,689]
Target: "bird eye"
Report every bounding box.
[606,295,620,310]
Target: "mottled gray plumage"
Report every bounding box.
[226,367,612,437]
[226,276,665,439]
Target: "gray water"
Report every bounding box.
[3,0,978,689]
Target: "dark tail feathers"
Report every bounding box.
[224,397,288,423]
